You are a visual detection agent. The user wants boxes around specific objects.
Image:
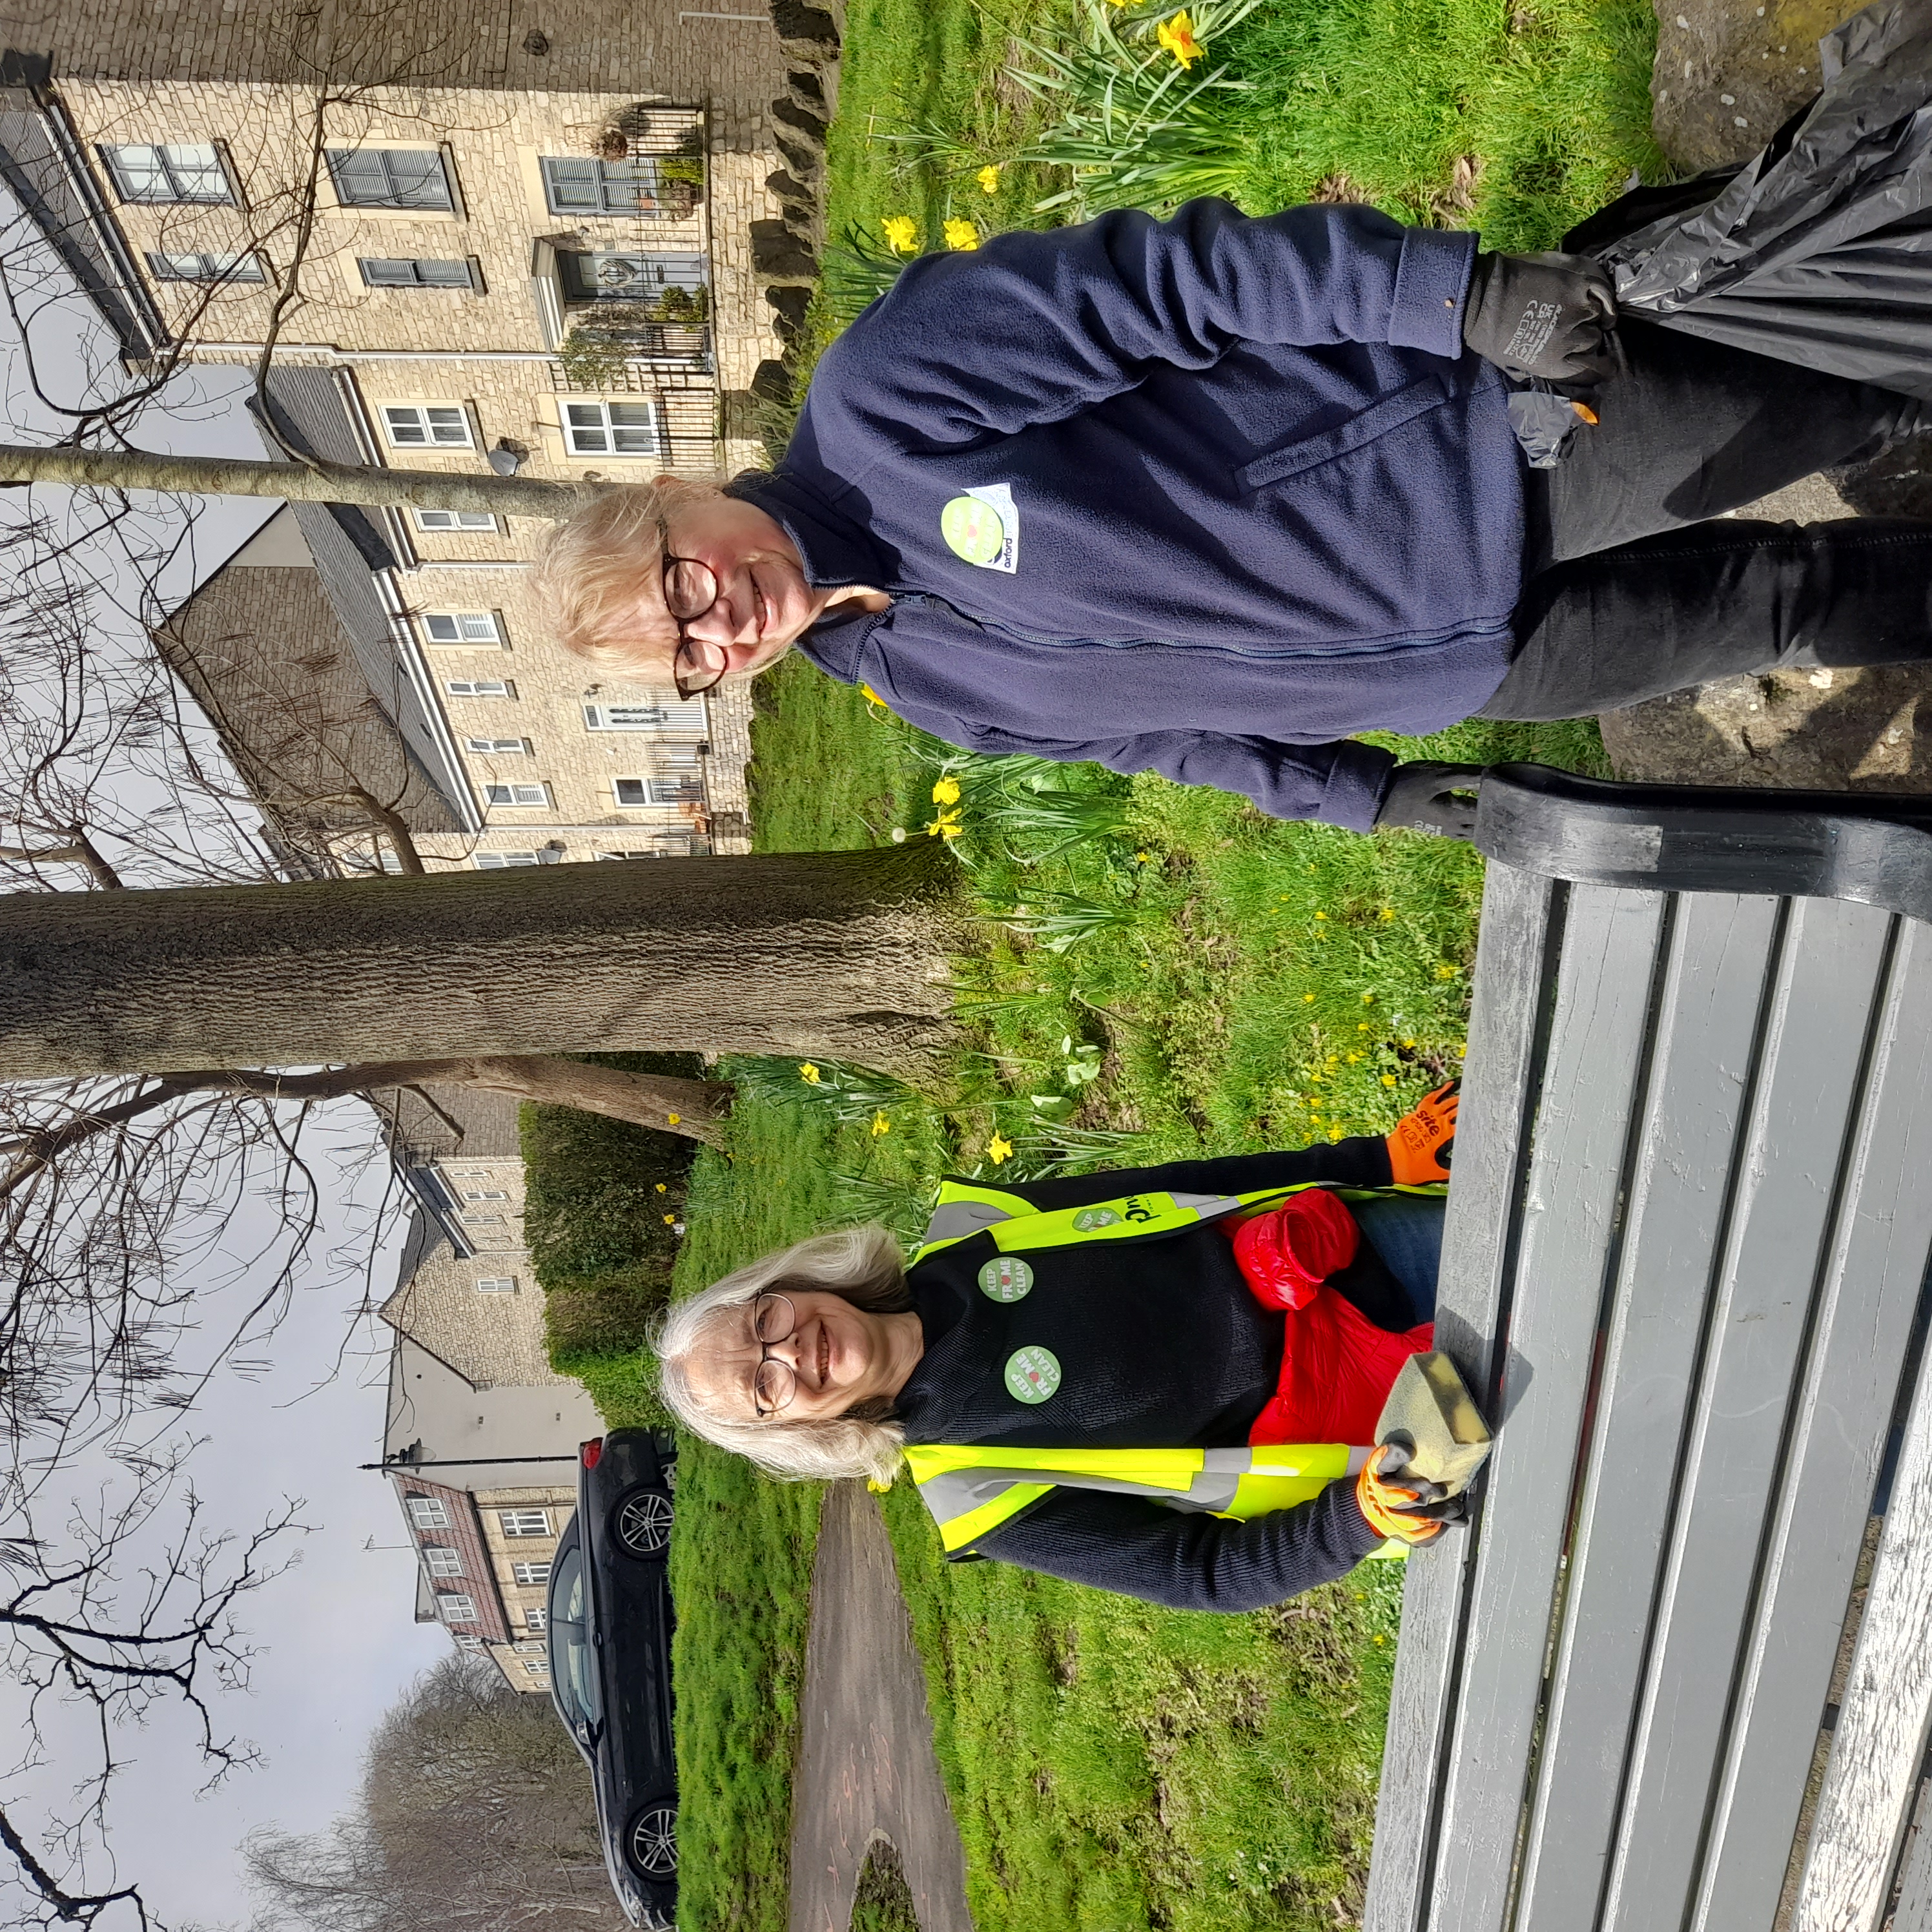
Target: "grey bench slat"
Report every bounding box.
[1886,1783,1932,1931]
[1511,892,1780,1931]
[1691,916,1932,1932]
[1599,898,1896,1932]
[1425,885,1670,1932]
[1364,859,1558,1932]
[1794,1345,1932,1932]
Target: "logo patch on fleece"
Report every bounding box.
[940,483,1019,573]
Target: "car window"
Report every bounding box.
[548,1548,601,1725]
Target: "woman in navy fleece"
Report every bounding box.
[539,198,1932,832]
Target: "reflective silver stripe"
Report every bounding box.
[1166,1191,1248,1217]
[920,1199,1017,1243]
[917,1461,1238,1523]
[915,1466,1027,1530]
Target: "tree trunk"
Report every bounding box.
[0,442,593,520]
[0,845,962,1080]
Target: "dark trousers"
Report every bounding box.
[1477,321,1932,722]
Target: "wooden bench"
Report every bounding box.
[1364,766,1932,1932]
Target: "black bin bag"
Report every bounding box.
[1566,0,1932,401]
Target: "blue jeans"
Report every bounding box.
[1351,1195,1444,1326]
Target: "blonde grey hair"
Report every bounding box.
[535,477,725,669]
[655,1224,911,1485]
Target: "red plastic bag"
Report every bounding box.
[1229,1193,1432,1445]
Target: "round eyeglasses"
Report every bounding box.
[748,1293,799,1417]
[661,524,726,699]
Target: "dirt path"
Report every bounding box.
[786,1481,974,1932]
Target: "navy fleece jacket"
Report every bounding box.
[734,200,1530,828]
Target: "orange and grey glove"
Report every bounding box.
[1357,1446,1466,1546]
[1386,1079,1459,1185]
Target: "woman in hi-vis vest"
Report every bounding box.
[655,1085,1462,1612]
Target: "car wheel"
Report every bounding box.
[624,1800,678,1880]
[611,1485,673,1559]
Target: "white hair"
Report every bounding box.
[654,1224,910,1485]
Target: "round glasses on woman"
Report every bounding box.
[750,1292,799,1417]
[663,542,726,699]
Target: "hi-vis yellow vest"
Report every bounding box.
[902,1175,1443,1559]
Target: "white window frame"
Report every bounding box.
[436,1592,479,1625]
[462,1189,510,1202]
[424,610,502,644]
[557,398,659,459]
[522,1607,548,1631]
[539,154,663,217]
[511,1561,551,1586]
[498,1509,552,1538]
[485,783,549,808]
[406,1494,450,1530]
[582,701,686,730]
[146,249,265,284]
[521,1658,550,1678]
[422,1546,464,1577]
[464,736,528,755]
[475,1275,517,1294]
[360,255,477,289]
[382,404,472,450]
[446,678,512,699]
[100,142,234,205]
[615,776,704,807]
[326,147,454,211]
[473,850,542,868]
[414,508,497,533]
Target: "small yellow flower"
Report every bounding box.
[859,683,889,709]
[1314,910,1326,921]
[1156,10,1204,67]
[1362,994,1375,1004]
[925,807,964,839]
[930,774,962,805]
[1347,1053,1361,1064]
[1136,850,1153,863]
[1457,1043,1468,1057]
[976,164,1002,194]
[1436,962,1460,980]
[1303,992,1316,1003]
[988,1131,1014,1164]
[1310,1107,1321,1119]
[667,1113,681,1124]
[943,218,979,251]
[655,1183,666,1193]
[663,1213,676,1224]
[1379,907,1395,921]
[871,1110,891,1136]
[881,214,918,253]
[1382,1074,1397,1087]
[1328,1127,1342,1142]
[1358,1023,1371,1033]
[1403,1038,1416,1049]
[799,1062,822,1084]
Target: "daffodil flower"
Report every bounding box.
[930,775,961,805]
[976,164,1002,194]
[881,214,918,253]
[943,218,979,251]
[1157,10,1203,67]
[925,807,963,839]
[987,1131,1014,1164]
[799,1062,822,1084]
[871,1111,891,1136]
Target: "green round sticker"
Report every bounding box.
[941,495,1006,566]
[1004,1345,1062,1404]
[978,1256,1034,1303]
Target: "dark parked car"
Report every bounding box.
[547,1428,678,1930]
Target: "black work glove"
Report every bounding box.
[1374,762,1485,839]
[1463,251,1618,385]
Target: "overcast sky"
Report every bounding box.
[1,198,449,1927]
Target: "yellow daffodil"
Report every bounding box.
[881,215,918,253]
[925,807,964,839]
[988,1132,1014,1164]
[930,774,961,805]
[859,683,889,709]
[943,218,979,251]
[1157,10,1204,67]
[871,1110,891,1136]
[976,164,1002,194]
[799,1062,822,1084]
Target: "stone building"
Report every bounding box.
[0,0,833,865]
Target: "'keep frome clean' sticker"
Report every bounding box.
[1004,1345,1062,1404]
[978,1256,1034,1302]
[940,483,1020,574]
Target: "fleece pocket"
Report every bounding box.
[1234,372,1454,492]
